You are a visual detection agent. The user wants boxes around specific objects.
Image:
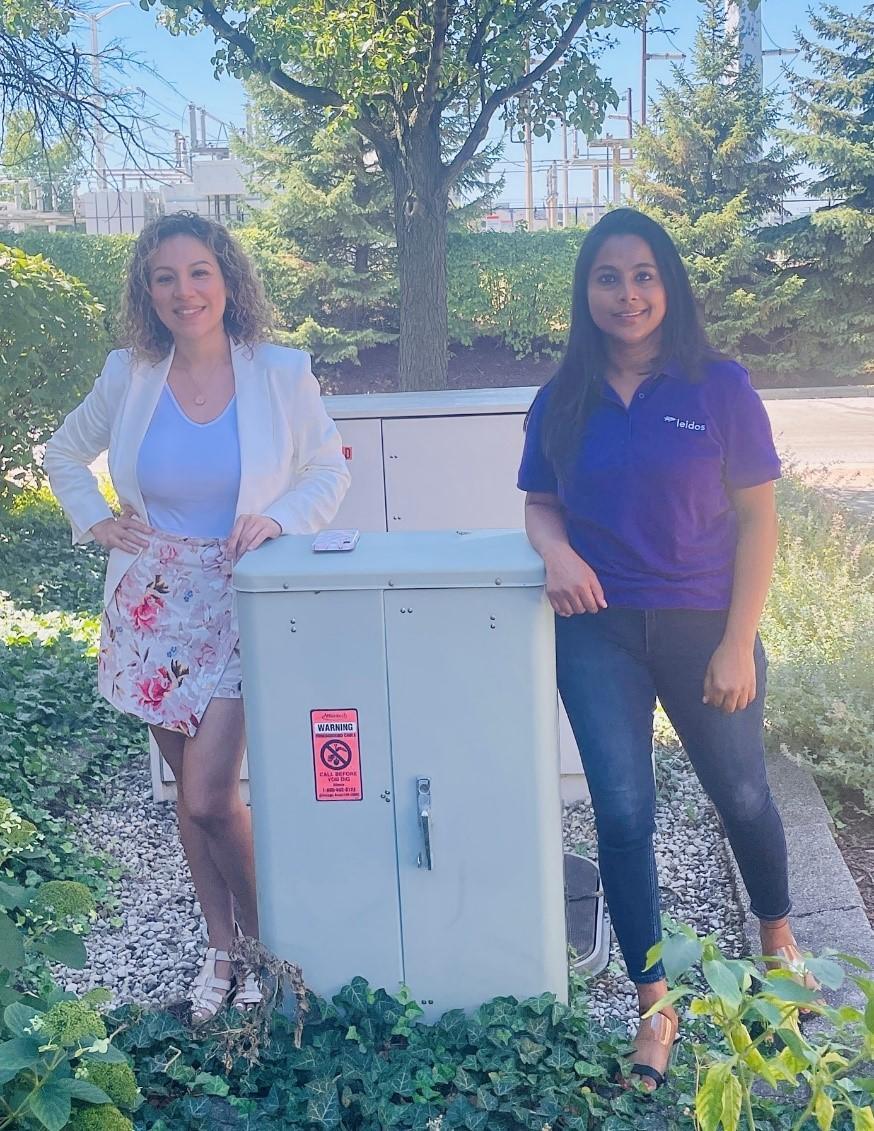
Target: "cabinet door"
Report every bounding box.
[385,587,567,1017]
[237,589,404,999]
[382,414,527,531]
[330,418,387,532]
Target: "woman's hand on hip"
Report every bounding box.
[90,506,151,553]
[544,545,608,617]
[703,639,756,713]
[227,514,281,563]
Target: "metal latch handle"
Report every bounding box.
[416,777,432,870]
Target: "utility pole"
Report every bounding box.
[640,1,684,125]
[725,0,761,82]
[561,120,570,227]
[522,49,535,230]
[524,114,534,230]
[75,2,131,190]
[189,103,198,152]
[725,0,798,93]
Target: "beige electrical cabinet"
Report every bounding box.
[149,386,587,802]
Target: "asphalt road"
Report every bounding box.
[765,397,874,518]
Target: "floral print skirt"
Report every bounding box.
[98,530,241,737]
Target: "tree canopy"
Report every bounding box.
[152,0,646,388]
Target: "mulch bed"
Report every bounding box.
[832,791,874,929]
[318,339,870,396]
[318,340,558,396]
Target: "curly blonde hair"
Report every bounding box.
[121,211,272,361]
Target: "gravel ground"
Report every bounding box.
[563,745,748,1029]
[62,746,748,1029]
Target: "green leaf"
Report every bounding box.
[4,1001,40,1037]
[762,976,819,1006]
[27,1077,72,1131]
[703,957,742,1010]
[804,957,845,990]
[58,1077,112,1104]
[657,931,703,981]
[0,1036,40,1071]
[0,881,29,909]
[0,912,25,971]
[852,1104,874,1131]
[750,997,785,1027]
[333,977,371,1018]
[193,1071,230,1096]
[544,1044,576,1071]
[524,992,556,1015]
[34,929,86,969]
[164,1059,196,1084]
[813,1089,835,1131]
[696,1062,730,1131]
[721,1073,742,1131]
[304,1077,341,1129]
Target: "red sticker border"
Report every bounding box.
[311,708,363,802]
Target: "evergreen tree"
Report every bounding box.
[238,83,501,366]
[767,3,874,381]
[629,0,804,377]
[786,3,873,210]
[237,90,398,365]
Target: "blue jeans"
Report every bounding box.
[556,607,791,984]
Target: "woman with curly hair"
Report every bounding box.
[44,211,350,1023]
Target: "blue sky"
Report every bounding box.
[82,0,861,203]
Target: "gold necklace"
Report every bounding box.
[174,361,217,407]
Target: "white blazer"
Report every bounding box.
[43,340,351,608]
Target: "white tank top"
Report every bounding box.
[136,385,242,539]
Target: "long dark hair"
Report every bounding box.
[541,208,711,467]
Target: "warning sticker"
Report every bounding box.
[311,709,362,801]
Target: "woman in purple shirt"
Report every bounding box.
[518,209,815,1090]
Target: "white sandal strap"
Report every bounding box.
[190,948,234,1021]
[232,971,263,1010]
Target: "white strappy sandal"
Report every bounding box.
[231,969,264,1013]
[229,923,264,1013]
[190,947,234,1025]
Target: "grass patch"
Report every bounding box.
[762,474,874,809]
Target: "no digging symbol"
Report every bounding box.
[320,738,352,770]
[311,709,363,801]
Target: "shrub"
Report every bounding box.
[0,229,134,325]
[0,243,107,495]
[81,1061,141,1111]
[68,1106,135,1131]
[0,490,143,901]
[41,999,108,1047]
[0,484,107,613]
[0,796,136,1131]
[28,879,96,927]
[447,228,582,356]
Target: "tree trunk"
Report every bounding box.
[389,125,450,392]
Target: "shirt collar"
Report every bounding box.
[599,369,668,405]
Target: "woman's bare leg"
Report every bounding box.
[149,724,235,954]
[178,697,259,941]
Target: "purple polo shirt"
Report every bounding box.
[517,358,781,609]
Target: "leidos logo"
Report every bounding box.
[664,415,706,432]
